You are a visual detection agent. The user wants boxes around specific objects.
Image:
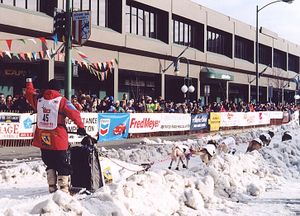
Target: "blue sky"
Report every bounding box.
[192,0,300,45]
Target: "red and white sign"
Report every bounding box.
[129,113,161,133]
[66,112,98,143]
[0,113,36,140]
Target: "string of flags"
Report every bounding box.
[0,34,118,81]
[73,48,118,81]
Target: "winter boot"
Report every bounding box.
[57,175,70,193]
[46,169,58,193]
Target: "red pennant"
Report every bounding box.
[78,53,87,59]
[39,37,47,45]
[19,53,26,60]
[6,40,12,50]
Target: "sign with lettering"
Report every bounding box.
[72,10,91,45]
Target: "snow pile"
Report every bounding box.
[0,122,299,215]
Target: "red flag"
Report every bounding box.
[39,37,47,45]
[6,40,12,50]
[19,53,26,60]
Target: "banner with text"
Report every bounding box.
[0,112,36,140]
[160,113,191,131]
[190,114,209,131]
[129,113,161,133]
[66,112,98,143]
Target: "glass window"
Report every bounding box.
[207,27,232,58]
[125,5,131,33]
[150,12,155,38]
[82,0,89,10]
[72,0,81,10]
[174,20,179,43]
[2,0,14,6]
[98,0,106,27]
[144,11,149,37]
[16,0,26,8]
[131,7,137,35]
[138,9,144,36]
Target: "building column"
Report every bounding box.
[48,58,55,81]
[114,64,119,101]
[226,81,229,101]
[198,77,201,101]
[161,73,165,99]
[248,84,251,103]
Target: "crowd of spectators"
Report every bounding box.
[0,92,298,114]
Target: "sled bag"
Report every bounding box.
[70,146,103,192]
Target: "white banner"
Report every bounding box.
[160,113,191,131]
[0,112,36,140]
[268,111,283,119]
[239,112,270,126]
[129,113,161,133]
[220,112,241,127]
[66,112,98,143]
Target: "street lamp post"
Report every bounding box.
[174,56,195,103]
[255,0,293,103]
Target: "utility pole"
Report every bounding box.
[64,0,72,99]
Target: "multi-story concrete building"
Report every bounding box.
[0,0,299,105]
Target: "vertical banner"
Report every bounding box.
[98,113,130,142]
[190,114,209,131]
[209,112,221,131]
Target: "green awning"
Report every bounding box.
[201,67,234,81]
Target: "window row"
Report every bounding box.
[1,0,299,72]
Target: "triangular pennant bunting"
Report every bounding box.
[6,40,12,50]
[5,51,12,59]
[28,38,37,44]
[19,53,26,60]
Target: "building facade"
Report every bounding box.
[0,0,299,104]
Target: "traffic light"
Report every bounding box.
[53,11,66,40]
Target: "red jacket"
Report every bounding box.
[25,82,84,150]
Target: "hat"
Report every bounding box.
[71,95,77,99]
[48,79,61,91]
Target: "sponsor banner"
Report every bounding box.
[160,113,191,131]
[209,112,221,131]
[66,113,98,143]
[268,111,283,119]
[257,112,270,125]
[282,111,290,123]
[98,113,130,142]
[190,114,208,131]
[129,113,161,133]
[0,112,36,140]
[239,112,270,126]
[220,112,241,127]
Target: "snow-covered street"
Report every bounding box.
[0,121,300,216]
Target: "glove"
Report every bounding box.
[77,127,87,136]
[26,78,32,83]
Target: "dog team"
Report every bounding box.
[168,130,292,170]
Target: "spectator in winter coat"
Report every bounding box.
[0,93,8,111]
[25,78,86,194]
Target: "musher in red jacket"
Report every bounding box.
[25,78,87,193]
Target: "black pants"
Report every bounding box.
[41,149,72,176]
